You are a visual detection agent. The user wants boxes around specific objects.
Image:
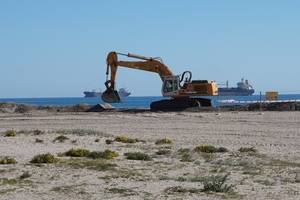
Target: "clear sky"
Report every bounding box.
[0,0,300,98]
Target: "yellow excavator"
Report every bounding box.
[102,51,218,111]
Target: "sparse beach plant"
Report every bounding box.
[62,159,117,171]
[194,145,228,153]
[4,130,17,137]
[35,138,44,143]
[53,135,69,143]
[124,152,152,161]
[201,174,234,193]
[155,138,173,145]
[106,139,113,144]
[30,153,58,164]
[19,171,31,179]
[156,149,171,155]
[178,148,191,154]
[64,148,90,157]
[238,147,257,153]
[0,156,17,164]
[115,135,138,143]
[33,129,44,135]
[164,186,200,194]
[88,150,119,160]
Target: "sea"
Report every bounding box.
[0,94,300,109]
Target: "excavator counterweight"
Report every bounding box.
[101,51,218,111]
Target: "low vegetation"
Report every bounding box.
[30,153,59,164]
[33,129,44,135]
[88,150,119,160]
[0,156,17,164]
[106,139,114,144]
[53,135,69,143]
[155,138,173,145]
[201,174,234,193]
[115,135,138,143]
[35,138,44,143]
[164,186,200,194]
[124,152,152,161]
[64,148,90,157]
[238,147,257,153]
[194,145,228,153]
[178,148,193,162]
[19,171,31,179]
[156,149,171,155]
[106,187,137,196]
[4,130,17,137]
[61,159,117,171]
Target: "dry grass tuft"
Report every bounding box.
[124,152,152,161]
[53,135,69,143]
[4,130,17,137]
[238,147,257,153]
[88,150,119,160]
[194,145,228,153]
[155,138,173,145]
[115,135,138,143]
[30,153,59,164]
[64,148,90,157]
[0,156,17,164]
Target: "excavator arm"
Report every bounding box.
[102,51,173,103]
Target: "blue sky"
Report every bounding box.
[0,0,299,97]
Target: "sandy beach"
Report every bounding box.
[0,110,300,199]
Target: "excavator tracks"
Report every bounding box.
[150,97,212,111]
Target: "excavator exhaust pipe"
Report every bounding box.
[101,80,121,103]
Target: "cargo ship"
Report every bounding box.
[84,88,131,98]
[218,78,255,96]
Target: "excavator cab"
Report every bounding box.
[162,76,180,97]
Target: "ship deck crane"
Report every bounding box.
[102,51,218,111]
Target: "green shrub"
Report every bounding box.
[33,129,44,135]
[63,159,117,171]
[19,171,31,179]
[88,150,119,160]
[4,130,16,137]
[238,147,257,153]
[35,138,44,143]
[115,135,138,143]
[178,148,191,154]
[64,148,90,157]
[53,135,69,143]
[0,156,17,164]
[194,145,228,153]
[156,149,171,155]
[155,138,172,145]
[30,153,58,164]
[124,152,152,161]
[106,139,114,144]
[164,186,200,194]
[217,147,229,153]
[201,174,233,193]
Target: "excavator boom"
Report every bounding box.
[102,51,173,103]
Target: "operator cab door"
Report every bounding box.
[162,76,180,97]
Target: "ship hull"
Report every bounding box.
[218,88,254,96]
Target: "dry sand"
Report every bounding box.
[0,111,299,199]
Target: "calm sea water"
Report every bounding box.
[1,94,300,109]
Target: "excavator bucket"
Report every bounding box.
[101,88,121,103]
